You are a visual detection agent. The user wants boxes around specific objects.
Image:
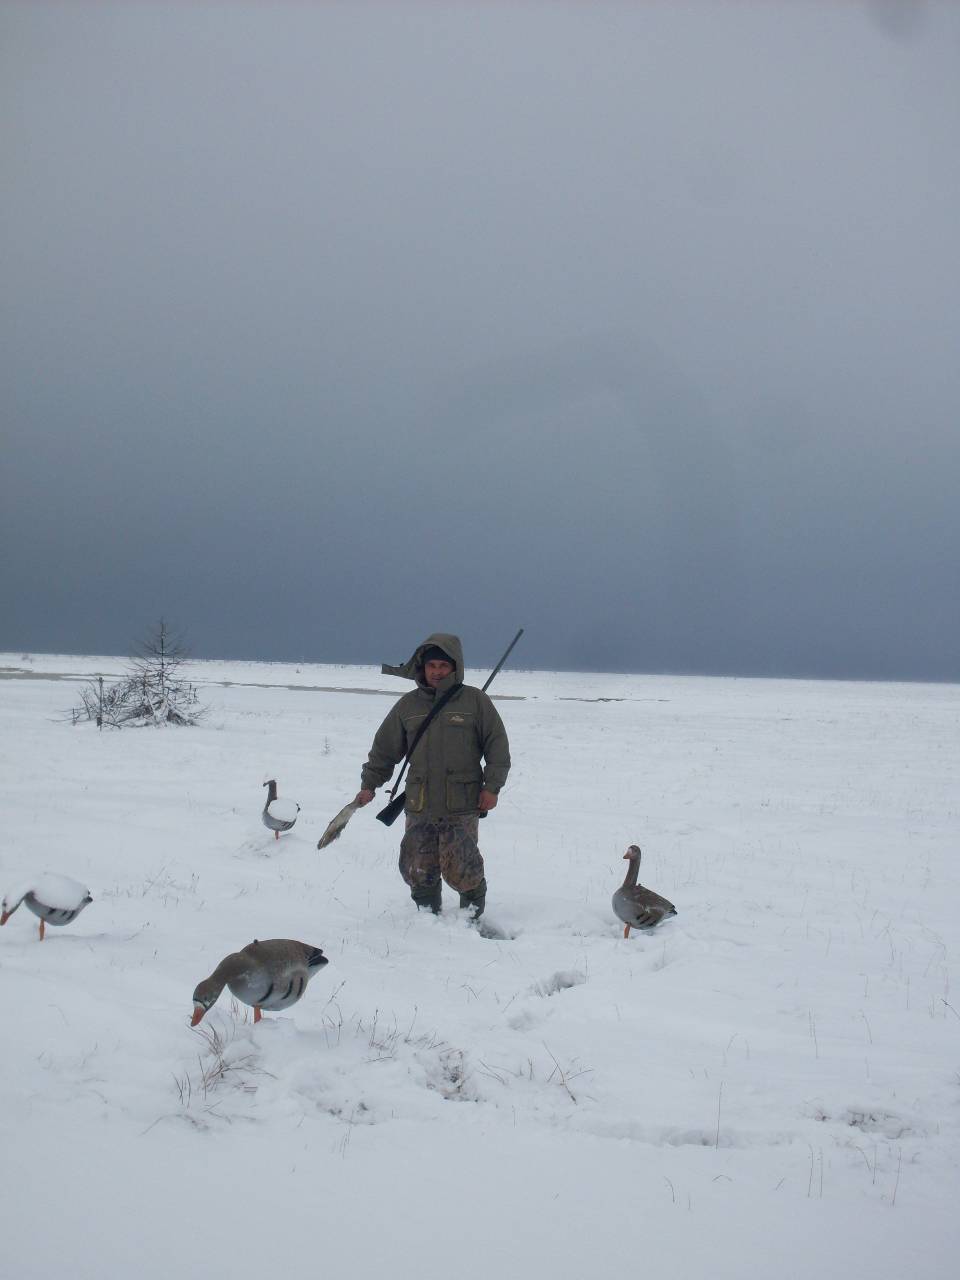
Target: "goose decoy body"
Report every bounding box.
[1,873,93,941]
[191,938,328,1025]
[612,845,677,938]
[262,779,300,840]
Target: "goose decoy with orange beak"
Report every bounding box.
[612,846,676,938]
[191,938,328,1025]
[1,873,93,941]
[262,779,300,840]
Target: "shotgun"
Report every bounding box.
[375,627,524,827]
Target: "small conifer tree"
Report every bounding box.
[68,619,204,728]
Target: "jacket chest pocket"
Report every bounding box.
[401,712,429,763]
[443,713,477,770]
[443,712,480,812]
[402,712,428,740]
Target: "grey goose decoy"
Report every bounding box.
[1,873,93,941]
[262,778,300,840]
[191,938,328,1025]
[612,845,677,937]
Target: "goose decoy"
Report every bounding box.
[191,938,328,1025]
[262,779,300,840]
[1,873,93,941]
[612,845,677,938]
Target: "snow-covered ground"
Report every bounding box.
[1,651,957,1278]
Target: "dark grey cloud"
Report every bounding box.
[2,1,958,679]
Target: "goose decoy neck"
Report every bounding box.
[191,951,245,1024]
[263,779,278,803]
[621,846,642,888]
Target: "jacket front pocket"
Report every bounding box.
[445,773,480,814]
[406,777,426,813]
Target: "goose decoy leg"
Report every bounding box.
[623,924,630,939]
[38,920,45,941]
[254,1005,262,1024]
[275,830,279,842]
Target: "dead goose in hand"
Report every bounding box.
[612,845,677,938]
[262,778,300,840]
[317,799,361,849]
[191,938,328,1025]
[1,872,93,941]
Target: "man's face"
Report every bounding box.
[424,658,455,689]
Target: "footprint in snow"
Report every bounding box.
[529,970,587,998]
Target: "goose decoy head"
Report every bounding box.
[190,977,222,1026]
[1,886,25,923]
[623,845,642,860]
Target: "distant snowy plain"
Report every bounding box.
[1,652,957,1279]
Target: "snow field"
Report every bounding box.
[1,654,958,1278]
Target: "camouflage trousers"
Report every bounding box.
[399,813,485,907]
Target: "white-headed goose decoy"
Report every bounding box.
[1,873,93,941]
[262,779,300,840]
[191,938,328,1025]
[612,845,677,938]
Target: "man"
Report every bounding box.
[353,632,510,917]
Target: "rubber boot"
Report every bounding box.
[458,878,486,919]
[412,883,442,915]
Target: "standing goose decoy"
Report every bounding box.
[1,873,93,941]
[262,779,300,840]
[191,938,328,1026]
[612,845,677,938]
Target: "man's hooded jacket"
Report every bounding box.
[361,633,511,818]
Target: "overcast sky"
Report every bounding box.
[2,0,958,680]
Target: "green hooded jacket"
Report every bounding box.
[360,633,511,818]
